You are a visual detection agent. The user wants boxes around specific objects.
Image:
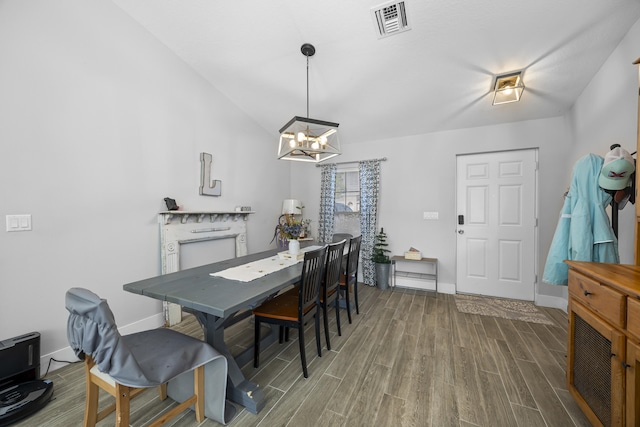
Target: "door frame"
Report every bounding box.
[455,148,539,300]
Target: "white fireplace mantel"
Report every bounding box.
[160,211,253,226]
[159,210,254,325]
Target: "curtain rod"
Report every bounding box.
[315,157,387,167]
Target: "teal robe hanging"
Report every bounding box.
[543,154,619,285]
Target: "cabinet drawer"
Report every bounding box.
[569,270,625,328]
[628,297,640,341]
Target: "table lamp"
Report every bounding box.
[282,199,302,216]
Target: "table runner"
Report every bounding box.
[210,246,323,282]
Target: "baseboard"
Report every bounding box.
[42,312,164,375]
[535,294,568,312]
[393,278,455,295]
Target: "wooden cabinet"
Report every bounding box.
[569,270,625,327]
[567,261,640,426]
[635,58,640,265]
[626,340,640,426]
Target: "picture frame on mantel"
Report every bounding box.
[199,152,222,196]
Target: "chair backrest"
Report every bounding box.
[332,233,353,243]
[298,246,327,317]
[66,287,121,361]
[324,240,346,299]
[346,235,362,278]
[65,287,144,386]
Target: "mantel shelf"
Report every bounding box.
[159,211,255,225]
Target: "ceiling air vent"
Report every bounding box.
[371,1,410,39]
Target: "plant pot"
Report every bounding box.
[375,263,391,290]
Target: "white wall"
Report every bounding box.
[292,116,572,305]
[568,17,640,265]
[0,1,290,368]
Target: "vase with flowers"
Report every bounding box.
[273,216,303,255]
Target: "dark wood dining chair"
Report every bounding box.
[332,233,353,243]
[253,246,327,378]
[339,235,362,324]
[320,239,346,350]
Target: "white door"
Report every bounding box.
[456,149,537,300]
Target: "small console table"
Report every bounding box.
[391,255,438,294]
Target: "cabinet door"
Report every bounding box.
[568,299,625,427]
[635,60,640,266]
[627,340,640,427]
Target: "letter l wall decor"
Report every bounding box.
[199,152,222,196]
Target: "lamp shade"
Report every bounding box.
[278,116,341,163]
[282,199,302,215]
[492,71,525,105]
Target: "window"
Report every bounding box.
[335,169,360,213]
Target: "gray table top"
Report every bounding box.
[123,249,304,319]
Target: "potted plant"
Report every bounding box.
[371,227,391,290]
[271,203,305,255]
[273,217,303,255]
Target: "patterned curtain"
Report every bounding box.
[318,164,336,243]
[359,160,381,286]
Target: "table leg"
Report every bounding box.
[200,313,266,414]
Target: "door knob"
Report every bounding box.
[458,230,464,234]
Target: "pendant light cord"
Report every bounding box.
[306,54,310,118]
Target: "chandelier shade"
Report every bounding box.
[278,44,341,163]
[278,116,340,162]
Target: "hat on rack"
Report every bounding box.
[599,146,635,191]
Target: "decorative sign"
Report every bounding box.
[199,152,222,196]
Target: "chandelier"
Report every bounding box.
[278,44,341,163]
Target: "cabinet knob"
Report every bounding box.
[623,362,632,369]
[583,290,592,297]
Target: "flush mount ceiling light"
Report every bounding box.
[278,43,341,163]
[492,71,525,105]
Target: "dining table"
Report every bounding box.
[122,246,324,414]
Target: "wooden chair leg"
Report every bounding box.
[114,383,131,427]
[83,358,99,427]
[84,378,99,427]
[315,311,322,357]
[158,383,167,400]
[354,279,359,314]
[345,285,352,324]
[298,326,308,378]
[323,303,331,351]
[194,365,205,422]
[335,298,342,336]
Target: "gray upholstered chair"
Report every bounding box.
[65,287,227,427]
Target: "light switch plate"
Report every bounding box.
[6,214,32,232]
[423,211,439,220]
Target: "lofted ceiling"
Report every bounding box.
[112,0,640,145]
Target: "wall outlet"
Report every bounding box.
[6,214,32,232]
[423,211,439,220]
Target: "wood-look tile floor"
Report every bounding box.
[17,286,592,426]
